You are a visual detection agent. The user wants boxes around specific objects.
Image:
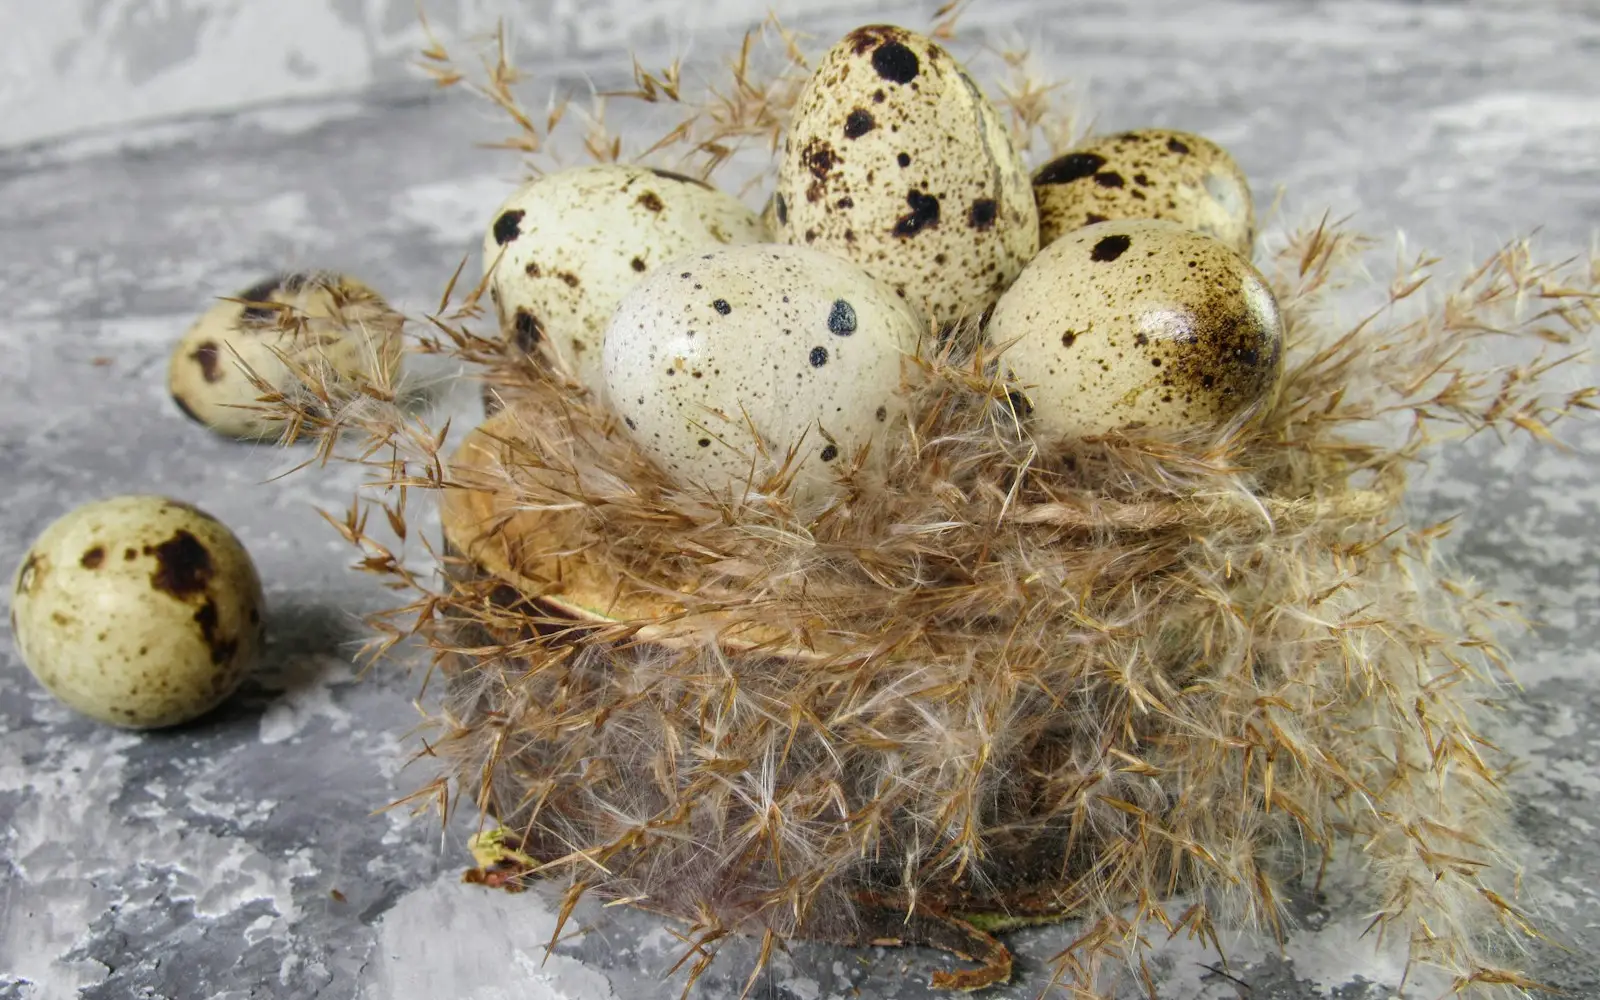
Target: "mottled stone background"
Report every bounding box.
[2,1,1598,998]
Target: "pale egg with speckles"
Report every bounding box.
[1033,129,1255,257]
[774,24,1038,327]
[9,495,266,729]
[168,272,403,440]
[483,164,769,401]
[602,244,925,501]
[992,219,1284,441]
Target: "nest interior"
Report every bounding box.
[276,12,1600,998]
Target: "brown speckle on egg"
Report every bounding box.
[637,191,665,213]
[844,109,877,138]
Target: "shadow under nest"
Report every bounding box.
[299,222,1595,996]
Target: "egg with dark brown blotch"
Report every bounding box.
[992,219,1283,441]
[602,244,924,502]
[1033,129,1254,257]
[774,24,1037,328]
[483,164,768,395]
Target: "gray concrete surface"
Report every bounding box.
[2,2,1599,997]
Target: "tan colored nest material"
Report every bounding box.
[268,10,1600,998]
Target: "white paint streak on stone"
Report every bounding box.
[364,873,619,1000]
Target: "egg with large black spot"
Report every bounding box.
[483,164,768,398]
[167,272,403,440]
[1033,129,1254,257]
[602,244,924,501]
[9,495,266,729]
[991,219,1283,441]
[773,24,1037,328]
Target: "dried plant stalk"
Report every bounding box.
[263,14,1600,998]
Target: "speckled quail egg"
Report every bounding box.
[483,164,769,395]
[773,24,1038,328]
[9,495,266,729]
[602,244,925,501]
[168,272,403,440]
[992,219,1283,441]
[1033,129,1255,257]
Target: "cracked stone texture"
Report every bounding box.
[1,1,1598,998]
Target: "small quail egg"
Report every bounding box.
[168,272,403,440]
[602,244,924,501]
[1033,129,1254,257]
[991,219,1283,441]
[483,164,769,394]
[9,495,266,729]
[774,24,1038,327]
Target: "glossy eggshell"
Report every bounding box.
[483,164,769,394]
[1032,129,1254,257]
[992,219,1283,441]
[774,24,1037,327]
[602,244,924,501]
[167,272,403,440]
[9,495,266,729]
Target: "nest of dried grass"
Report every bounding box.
[272,8,1600,996]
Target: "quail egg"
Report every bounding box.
[483,164,769,395]
[992,219,1283,441]
[168,272,403,440]
[774,24,1038,327]
[9,495,266,729]
[1033,129,1254,257]
[602,244,925,501]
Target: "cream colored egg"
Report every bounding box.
[992,219,1283,441]
[602,244,925,502]
[483,164,769,396]
[9,495,266,729]
[168,272,403,440]
[1033,129,1254,257]
[774,24,1038,328]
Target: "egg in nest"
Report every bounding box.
[483,164,769,397]
[168,272,402,440]
[602,244,924,503]
[773,24,1038,328]
[992,219,1283,442]
[1033,128,1255,257]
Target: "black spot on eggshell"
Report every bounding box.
[875,405,888,422]
[236,274,297,321]
[1035,153,1108,187]
[775,194,788,225]
[145,530,213,599]
[809,346,829,367]
[1061,330,1078,347]
[637,191,665,213]
[1167,136,1192,154]
[698,438,712,448]
[1091,234,1132,262]
[625,416,636,430]
[844,109,877,138]
[80,547,105,569]
[828,299,857,335]
[492,210,524,245]
[646,167,712,189]
[192,341,224,383]
[896,152,911,168]
[871,40,920,84]
[893,190,941,237]
[1093,171,1126,188]
[820,444,839,462]
[512,310,544,351]
[968,199,998,230]
[1006,390,1034,418]
[191,599,236,665]
[713,299,732,315]
[631,257,647,272]
[558,271,581,288]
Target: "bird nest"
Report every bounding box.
[270,10,1600,997]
